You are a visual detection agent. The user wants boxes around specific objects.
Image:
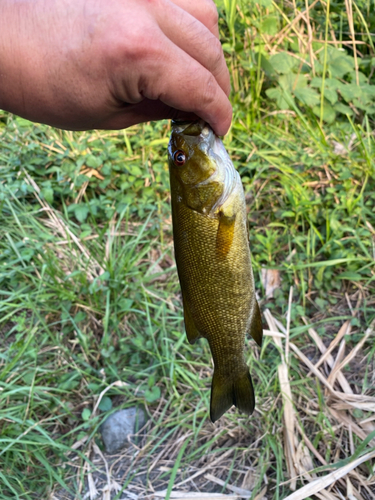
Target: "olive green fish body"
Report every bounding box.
[168,121,262,422]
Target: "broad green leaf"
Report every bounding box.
[334,102,354,116]
[340,83,361,103]
[325,78,344,91]
[82,408,91,421]
[269,52,296,74]
[41,187,54,204]
[294,87,320,107]
[145,386,161,403]
[312,41,325,52]
[314,60,324,74]
[361,83,375,99]
[321,46,352,66]
[289,38,299,53]
[98,396,112,412]
[310,77,323,88]
[329,56,354,78]
[250,0,272,6]
[128,165,143,176]
[86,155,102,169]
[222,43,234,53]
[312,102,336,123]
[257,53,276,76]
[74,205,89,223]
[353,98,370,111]
[279,72,307,92]
[261,16,278,35]
[266,87,292,110]
[74,311,86,323]
[324,88,338,105]
[310,78,338,103]
[347,71,368,84]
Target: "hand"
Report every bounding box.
[0,0,232,135]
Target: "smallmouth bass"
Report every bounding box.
[168,120,263,422]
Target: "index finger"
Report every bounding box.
[156,1,231,96]
[169,0,220,38]
[141,34,232,135]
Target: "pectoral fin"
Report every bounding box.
[182,293,201,344]
[216,209,236,260]
[249,301,263,348]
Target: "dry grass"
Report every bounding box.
[52,294,374,500]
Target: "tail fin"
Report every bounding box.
[210,369,255,423]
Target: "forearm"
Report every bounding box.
[0,0,110,128]
[0,1,32,118]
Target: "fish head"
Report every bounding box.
[168,120,229,213]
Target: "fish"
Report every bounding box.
[168,120,263,423]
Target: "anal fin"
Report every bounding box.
[182,293,201,345]
[249,301,263,348]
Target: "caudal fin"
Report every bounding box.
[210,369,255,423]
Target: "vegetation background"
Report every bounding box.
[0,0,375,499]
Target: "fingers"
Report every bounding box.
[106,3,232,134]
[168,0,220,38]
[136,34,232,135]
[155,1,230,97]
[94,100,199,131]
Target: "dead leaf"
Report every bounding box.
[261,268,281,298]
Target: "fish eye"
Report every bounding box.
[173,150,186,166]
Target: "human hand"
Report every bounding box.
[0,0,232,135]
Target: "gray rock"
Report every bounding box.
[100,407,146,454]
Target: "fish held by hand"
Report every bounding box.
[168,120,263,422]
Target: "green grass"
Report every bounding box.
[1,1,375,499]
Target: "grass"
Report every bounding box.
[1,0,375,499]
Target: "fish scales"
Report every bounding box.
[168,120,263,422]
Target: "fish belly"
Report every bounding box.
[172,191,255,378]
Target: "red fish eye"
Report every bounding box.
[173,150,186,166]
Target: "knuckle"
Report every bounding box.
[182,62,217,108]
[201,73,218,107]
[126,30,156,61]
[107,23,160,64]
[210,36,224,69]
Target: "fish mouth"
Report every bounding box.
[170,119,237,213]
[171,120,212,138]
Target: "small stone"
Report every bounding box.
[100,407,146,454]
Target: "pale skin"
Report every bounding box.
[0,0,232,136]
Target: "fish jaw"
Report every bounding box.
[168,121,217,189]
[168,121,237,215]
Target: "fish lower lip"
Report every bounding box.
[171,119,198,125]
[172,120,208,137]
